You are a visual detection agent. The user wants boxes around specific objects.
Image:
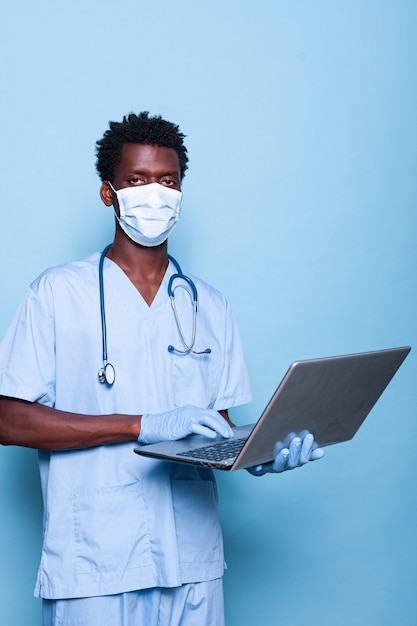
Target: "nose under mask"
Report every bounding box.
[109,182,182,247]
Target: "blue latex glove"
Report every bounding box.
[247,430,324,476]
[138,405,234,444]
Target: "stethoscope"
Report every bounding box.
[98,245,211,386]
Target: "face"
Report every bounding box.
[100,143,181,207]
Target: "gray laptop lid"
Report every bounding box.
[134,346,411,471]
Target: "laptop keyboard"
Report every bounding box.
[176,438,247,462]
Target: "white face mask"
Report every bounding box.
[109,182,182,247]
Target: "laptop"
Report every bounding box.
[134,346,411,471]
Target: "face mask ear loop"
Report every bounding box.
[106,181,121,216]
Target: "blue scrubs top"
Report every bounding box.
[0,253,252,599]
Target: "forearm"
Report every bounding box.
[0,396,141,451]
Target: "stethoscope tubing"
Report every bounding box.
[98,244,115,385]
[98,246,210,386]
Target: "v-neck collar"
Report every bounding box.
[101,254,176,311]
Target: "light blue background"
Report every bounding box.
[0,1,416,624]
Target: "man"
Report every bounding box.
[0,112,323,626]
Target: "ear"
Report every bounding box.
[100,181,114,207]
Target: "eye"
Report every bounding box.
[161,177,177,187]
[129,176,146,186]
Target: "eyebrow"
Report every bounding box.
[127,169,179,177]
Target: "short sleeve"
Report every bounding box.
[212,301,252,411]
[0,280,56,407]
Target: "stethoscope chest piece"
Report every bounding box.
[98,362,115,386]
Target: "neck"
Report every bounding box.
[106,232,169,278]
[104,233,170,306]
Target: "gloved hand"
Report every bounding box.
[247,430,324,476]
[138,405,234,444]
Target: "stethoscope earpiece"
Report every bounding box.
[98,246,211,386]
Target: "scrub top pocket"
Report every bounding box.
[171,352,219,409]
[171,478,223,566]
[72,483,153,574]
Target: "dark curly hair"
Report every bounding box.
[95,111,189,182]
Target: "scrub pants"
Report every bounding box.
[42,579,225,626]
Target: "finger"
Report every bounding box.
[310,447,325,461]
[287,437,302,468]
[190,424,218,438]
[247,464,267,476]
[283,431,297,448]
[198,414,234,438]
[271,448,289,472]
[273,440,285,456]
[299,433,315,464]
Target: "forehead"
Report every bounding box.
[114,143,180,177]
